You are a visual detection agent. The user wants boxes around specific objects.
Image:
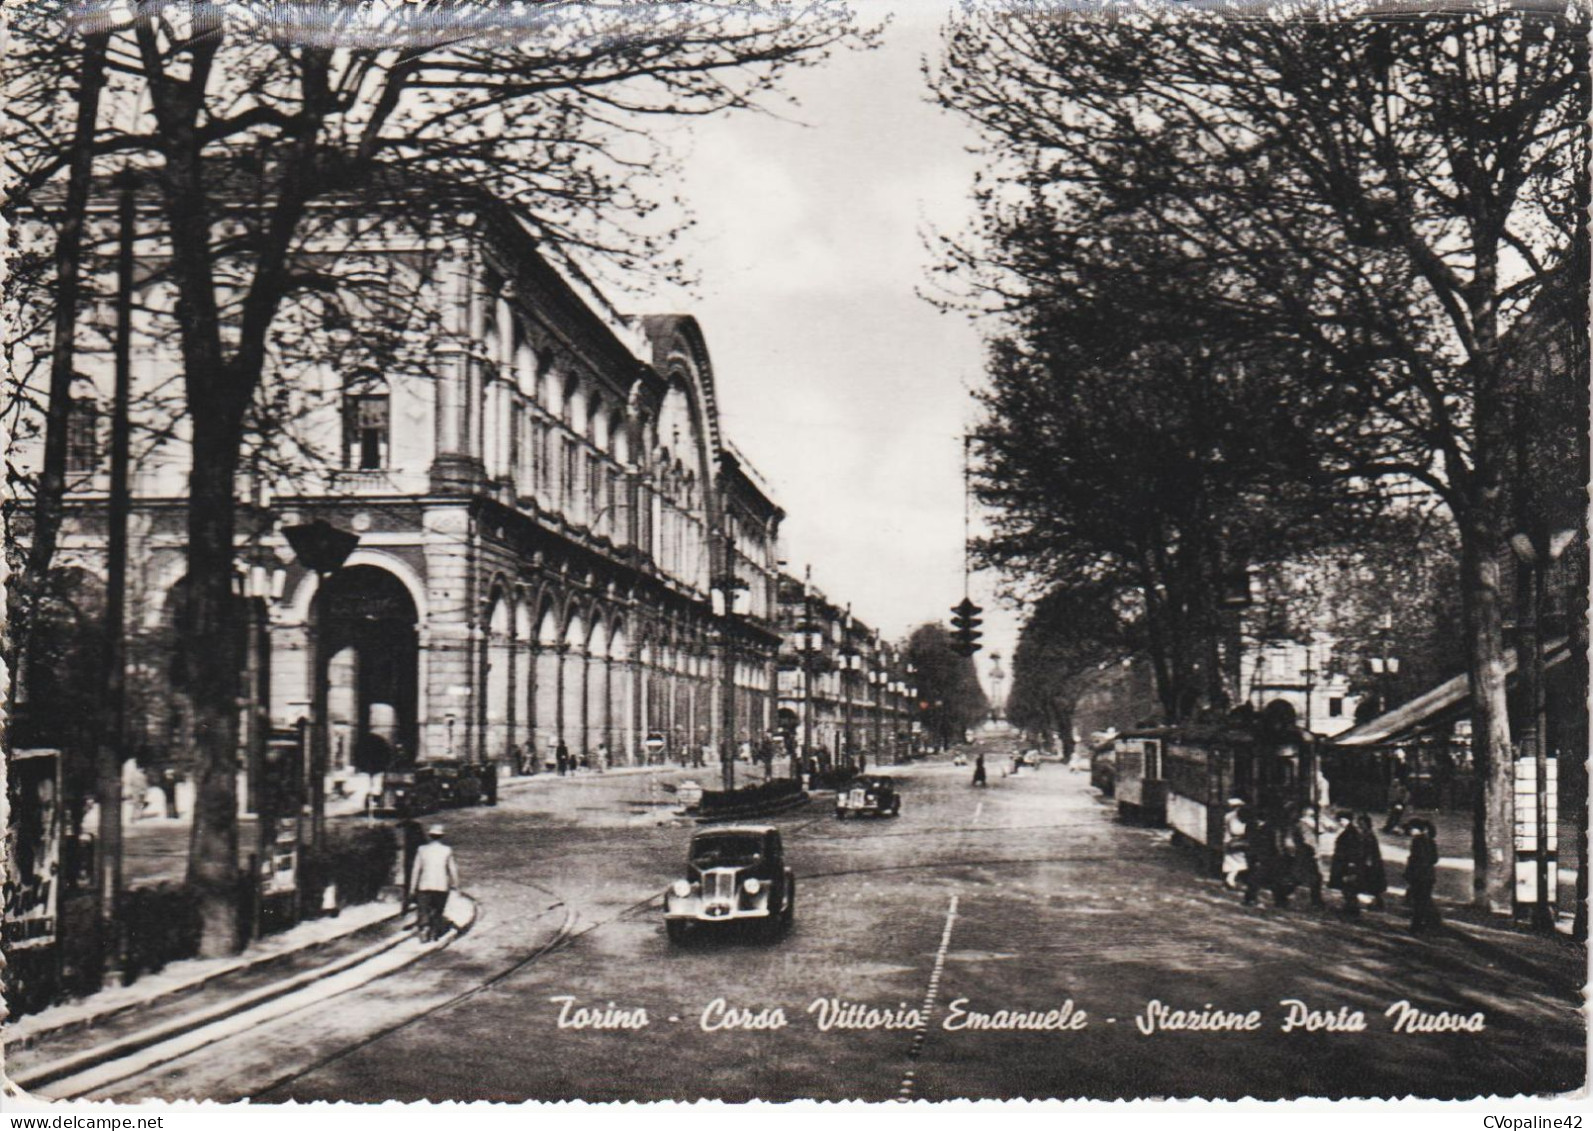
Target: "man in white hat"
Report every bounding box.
[410,823,459,942]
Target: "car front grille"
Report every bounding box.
[704,868,737,915]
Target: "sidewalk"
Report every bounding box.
[5,898,403,1062]
[1359,808,1580,933]
[5,894,477,1098]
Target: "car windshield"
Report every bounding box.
[691,833,764,867]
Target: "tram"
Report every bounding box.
[1115,718,1322,874]
[1113,731,1168,824]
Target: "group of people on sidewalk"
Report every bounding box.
[1222,800,1441,933]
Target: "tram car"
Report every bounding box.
[1159,722,1321,875]
[1113,731,1168,824]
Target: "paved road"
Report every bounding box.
[71,745,1584,1103]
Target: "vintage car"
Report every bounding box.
[953,753,968,767]
[431,759,497,808]
[664,825,794,942]
[835,775,901,818]
[374,765,440,818]
[1023,750,1041,768]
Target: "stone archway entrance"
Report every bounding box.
[320,565,420,773]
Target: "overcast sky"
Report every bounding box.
[644,2,1021,696]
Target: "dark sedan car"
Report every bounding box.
[835,774,901,818]
[664,825,794,943]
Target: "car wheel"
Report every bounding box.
[666,920,688,945]
[891,799,901,817]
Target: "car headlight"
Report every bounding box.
[671,880,691,898]
[742,878,762,895]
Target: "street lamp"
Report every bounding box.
[793,619,824,778]
[711,532,749,792]
[1511,526,1576,931]
[838,623,863,772]
[283,519,359,857]
[869,666,888,767]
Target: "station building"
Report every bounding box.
[18,192,789,777]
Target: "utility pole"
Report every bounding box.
[96,169,136,980]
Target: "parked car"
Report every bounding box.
[375,765,440,818]
[836,775,901,818]
[431,759,497,808]
[1023,750,1041,768]
[953,753,968,767]
[664,825,794,943]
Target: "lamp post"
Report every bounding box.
[283,520,359,858]
[1511,527,1575,931]
[97,167,137,978]
[837,606,863,771]
[711,532,748,792]
[869,667,886,765]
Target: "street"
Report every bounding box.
[49,744,1585,1103]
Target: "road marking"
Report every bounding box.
[898,894,958,1103]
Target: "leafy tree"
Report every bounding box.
[905,623,988,747]
[1006,582,1132,757]
[8,0,871,953]
[968,303,1369,724]
[931,0,1588,911]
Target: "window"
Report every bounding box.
[66,396,99,473]
[1328,697,1344,718]
[345,391,390,470]
[562,438,578,514]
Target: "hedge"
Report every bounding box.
[301,823,400,914]
[121,882,204,979]
[807,766,860,792]
[697,777,805,816]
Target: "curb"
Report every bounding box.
[13,897,475,1098]
[4,902,405,1055]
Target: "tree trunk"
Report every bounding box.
[183,407,246,955]
[19,31,108,648]
[1460,507,1514,915]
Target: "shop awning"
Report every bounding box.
[1333,638,1570,748]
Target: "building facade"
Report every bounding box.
[773,572,917,767]
[19,196,790,778]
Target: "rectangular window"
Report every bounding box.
[66,396,100,473]
[562,438,578,514]
[605,470,619,540]
[346,394,390,470]
[1328,697,1344,718]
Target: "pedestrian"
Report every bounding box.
[596,743,609,772]
[1329,811,1364,915]
[409,823,459,943]
[556,739,569,776]
[160,766,179,819]
[1405,818,1442,933]
[1383,777,1410,833]
[509,744,523,777]
[1242,809,1290,908]
[972,753,987,787]
[1356,813,1388,910]
[1288,805,1325,908]
[1221,798,1248,890]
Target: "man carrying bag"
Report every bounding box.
[410,823,459,942]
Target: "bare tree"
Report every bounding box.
[9,0,872,953]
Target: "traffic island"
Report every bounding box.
[690,778,810,822]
